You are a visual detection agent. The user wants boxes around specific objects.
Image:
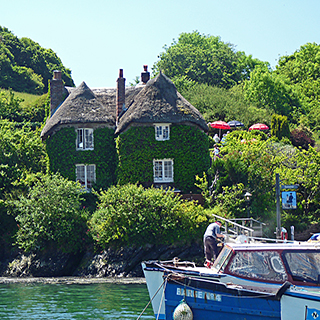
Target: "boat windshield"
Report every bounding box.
[214,247,233,272]
[228,250,288,282]
[284,251,320,284]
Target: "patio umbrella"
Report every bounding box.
[209,121,231,138]
[228,120,244,128]
[249,123,269,131]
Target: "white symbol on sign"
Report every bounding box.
[312,311,319,319]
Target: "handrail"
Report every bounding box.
[211,213,255,236]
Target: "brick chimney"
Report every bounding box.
[116,69,126,124]
[50,70,64,116]
[141,65,150,84]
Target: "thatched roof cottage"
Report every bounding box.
[41,67,210,193]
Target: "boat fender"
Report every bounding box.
[275,281,291,300]
[173,300,193,320]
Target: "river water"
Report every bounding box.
[0,279,154,319]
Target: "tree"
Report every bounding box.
[0,26,74,94]
[90,184,207,248]
[271,114,290,140]
[179,82,271,126]
[153,31,265,89]
[275,43,320,129]
[243,65,302,119]
[12,173,89,253]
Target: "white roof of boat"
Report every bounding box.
[225,241,320,251]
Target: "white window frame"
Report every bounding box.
[76,164,96,190]
[154,123,170,141]
[76,128,94,150]
[153,159,174,183]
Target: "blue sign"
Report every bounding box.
[306,308,320,320]
[282,191,297,209]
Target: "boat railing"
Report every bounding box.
[211,213,255,238]
[230,218,266,237]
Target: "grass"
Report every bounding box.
[0,88,47,109]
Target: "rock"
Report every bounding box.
[0,243,204,278]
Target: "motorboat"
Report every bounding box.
[142,238,320,319]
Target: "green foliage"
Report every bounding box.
[279,147,320,228]
[46,127,117,189]
[275,43,320,130]
[271,114,290,140]
[153,31,266,89]
[180,82,271,126]
[215,183,246,218]
[0,26,74,94]
[116,125,210,193]
[12,173,89,253]
[89,184,208,248]
[195,172,211,208]
[0,89,47,123]
[243,65,302,120]
[0,120,47,199]
[210,132,285,220]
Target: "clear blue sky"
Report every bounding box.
[1,0,319,88]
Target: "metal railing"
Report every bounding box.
[211,214,255,237]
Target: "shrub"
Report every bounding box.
[290,128,315,150]
[89,184,208,248]
[12,173,89,253]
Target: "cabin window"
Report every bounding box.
[284,251,320,283]
[228,250,288,282]
[153,159,173,183]
[155,124,170,141]
[76,128,94,150]
[213,246,233,272]
[76,164,96,190]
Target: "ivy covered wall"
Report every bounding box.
[116,125,210,193]
[45,127,117,190]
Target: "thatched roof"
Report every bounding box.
[41,72,208,140]
[115,72,208,134]
[41,82,143,139]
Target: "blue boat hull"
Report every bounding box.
[165,275,281,319]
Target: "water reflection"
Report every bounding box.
[0,282,154,319]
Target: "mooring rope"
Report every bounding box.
[136,275,168,320]
[156,276,168,320]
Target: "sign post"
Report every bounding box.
[276,174,281,239]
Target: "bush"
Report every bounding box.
[12,173,89,253]
[290,128,315,150]
[89,184,208,248]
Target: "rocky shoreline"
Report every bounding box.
[0,243,204,279]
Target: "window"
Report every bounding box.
[153,159,173,183]
[228,251,288,282]
[76,164,96,189]
[76,128,94,150]
[155,123,170,141]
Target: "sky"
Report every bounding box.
[1,0,320,88]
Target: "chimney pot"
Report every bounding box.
[119,69,123,78]
[53,70,62,80]
[141,65,150,84]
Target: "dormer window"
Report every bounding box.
[77,128,94,150]
[155,123,170,141]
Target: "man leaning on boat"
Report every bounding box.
[203,221,225,268]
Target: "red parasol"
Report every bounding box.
[249,123,269,131]
[209,121,231,138]
[209,121,231,130]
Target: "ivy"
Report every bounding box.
[116,125,210,193]
[45,127,117,190]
